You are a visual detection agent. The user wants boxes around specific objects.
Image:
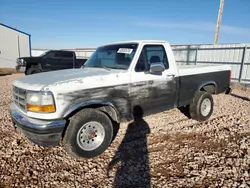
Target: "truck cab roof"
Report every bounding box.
[100,40,170,47]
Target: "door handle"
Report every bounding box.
[167,74,175,77]
[131,81,147,87]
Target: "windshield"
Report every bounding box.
[82,43,138,70]
[39,50,50,57]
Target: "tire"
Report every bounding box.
[63,108,114,158]
[189,91,214,122]
[26,67,42,75]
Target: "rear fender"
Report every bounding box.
[198,81,217,94]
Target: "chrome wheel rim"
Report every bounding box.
[76,121,105,151]
[201,98,212,116]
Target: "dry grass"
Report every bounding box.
[231,83,250,91]
[0,68,18,76]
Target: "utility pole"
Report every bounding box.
[214,0,225,45]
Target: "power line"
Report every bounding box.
[214,0,225,45]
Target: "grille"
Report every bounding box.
[13,86,26,111]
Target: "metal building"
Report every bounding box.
[0,23,31,69]
[172,43,250,83]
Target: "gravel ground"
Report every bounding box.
[0,74,250,188]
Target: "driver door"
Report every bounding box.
[42,51,58,71]
[129,44,177,116]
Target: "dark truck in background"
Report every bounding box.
[16,50,88,75]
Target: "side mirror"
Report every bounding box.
[149,62,165,73]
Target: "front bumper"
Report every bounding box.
[9,103,67,147]
[15,65,25,73]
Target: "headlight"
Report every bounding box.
[26,92,56,113]
[16,58,25,66]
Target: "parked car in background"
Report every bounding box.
[16,50,88,75]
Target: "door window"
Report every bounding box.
[135,45,169,72]
[54,51,73,58]
[44,51,56,58]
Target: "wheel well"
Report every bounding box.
[25,63,41,74]
[200,84,216,94]
[67,104,119,123]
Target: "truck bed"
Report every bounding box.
[178,64,231,77]
[176,64,231,107]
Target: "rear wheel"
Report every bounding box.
[189,91,214,122]
[63,108,114,158]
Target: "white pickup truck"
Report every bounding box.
[9,40,232,158]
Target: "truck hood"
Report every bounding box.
[18,56,39,60]
[13,68,127,91]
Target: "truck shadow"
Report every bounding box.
[230,93,250,102]
[107,106,151,188]
[177,106,191,119]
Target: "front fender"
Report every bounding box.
[63,99,121,122]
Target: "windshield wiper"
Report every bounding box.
[93,65,111,71]
[107,66,127,70]
[83,65,111,71]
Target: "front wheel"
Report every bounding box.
[189,91,214,122]
[62,108,113,158]
[26,67,42,75]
